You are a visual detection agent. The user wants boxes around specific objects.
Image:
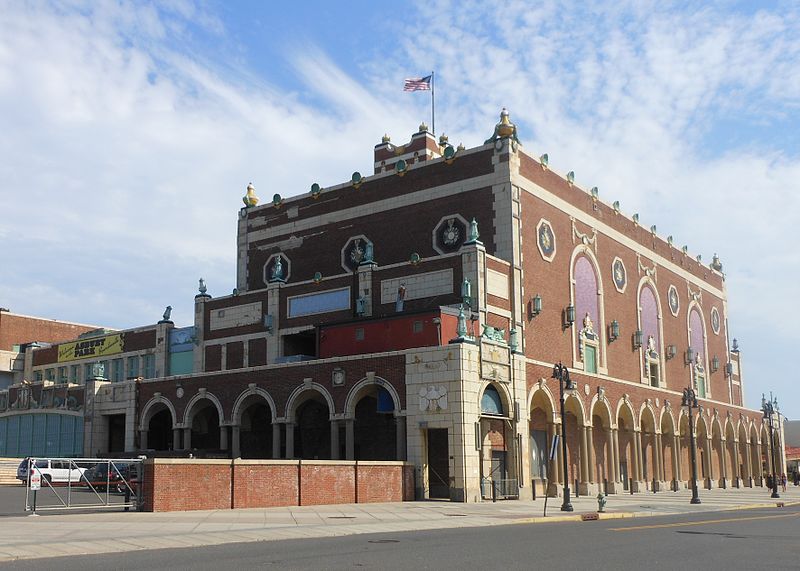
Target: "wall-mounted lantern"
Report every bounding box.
[633,329,643,349]
[711,356,720,373]
[666,344,677,360]
[564,304,576,329]
[686,346,695,365]
[608,320,619,342]
[529,294,542,319]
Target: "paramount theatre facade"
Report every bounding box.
[2,110,784,502]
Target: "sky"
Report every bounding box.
[0,1,798,416]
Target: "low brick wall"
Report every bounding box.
[143,458,414,512]
[143,459,232,512]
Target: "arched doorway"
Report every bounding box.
[660,410,678,489]
[240,399,273,459]
[295,398,331,459]
[711,420,724,487]
[148,407,173,451]
[190,400,220,452]
[617,402,638,491]
[480,384,510,499]
[562,394,585,496]
[640,407,658,490]
[529,389,555,497]
[353,386,397,460]
[590,399,613,495]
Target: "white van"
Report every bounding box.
[16,458,87,484]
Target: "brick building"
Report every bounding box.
[1,110,785,502]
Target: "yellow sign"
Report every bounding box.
[57,334,123,362]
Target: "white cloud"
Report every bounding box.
[1,1,798,413]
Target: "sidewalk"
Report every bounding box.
[0,487,795,562]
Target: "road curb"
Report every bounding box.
[510,500,799,526]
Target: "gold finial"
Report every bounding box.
[497,108,514,138]
[243,182,259,207]
[457,142,465,151]
[438,133,449,146]
[382,133,391,144]
[418,122,428,133]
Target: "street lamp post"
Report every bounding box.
[681,387,701,505]
[762,393,780,499]
[552,362,576,512]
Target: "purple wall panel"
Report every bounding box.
[640,285,660,350]
[575,257,599,347]
[690,308,705,361]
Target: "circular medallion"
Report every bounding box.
[711,307,721,335]
[668,285,680,317]
[612,257,627,293]
[433,215,467,254]
[536,219,556,262]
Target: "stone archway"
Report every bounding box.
[711,419,725,487]
[660,409,678,489]
[725,421,738,487]
[239,396,274,459]
[189,401,220,452]
[529,388,556,498]
[562,394,585,496]
[696,417,711,487]
[617,402,639,492]
[353,388,398,461]
[294,397,331,460]
[590,398,613,495]
[147,407,173,451]
[639,406,659,490]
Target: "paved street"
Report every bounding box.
[0,485,795,564]
[4,504,799,570]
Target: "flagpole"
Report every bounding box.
[431,71,435,134]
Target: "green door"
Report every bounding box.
[585,345,598,373]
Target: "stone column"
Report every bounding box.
[672,435,681,485]
[705,437,713,487]
[655,433,663,488]
[611,428,620,484]
[139,430,148,451]
[345,419,355,461]
[173,427,182,450]
[720,438,728,487]
[330,419,340,460]
[579,426,589,495]
[285,421,295,459]
[183,427,192,450]
[547,423,559,496]
[396,416,407,461]
[220,424,229,452]
[231,425,241,458]
[755,441,763,485]
[632,431,643,491]
[272,422,281,459]
[586,425,595,484]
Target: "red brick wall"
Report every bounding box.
[226,341,244,370]
[0,313,97,352]
[232,461,299,508]
[143,459,414,512]
[143,460,232,512]
[356,463,403,503]
[300,461,356,506]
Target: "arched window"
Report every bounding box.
[639,284,662,387]
[689,307,707,398]
[481,385,504,416]
[574,255,601,373]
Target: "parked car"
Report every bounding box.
[84,462,137,493]
[16,458,87,484]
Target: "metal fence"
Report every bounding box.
[480,478,520,500]
[21,457,145,513]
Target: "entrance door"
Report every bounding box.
[427,429,450,499]
[107,414,125,453]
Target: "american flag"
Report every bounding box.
[403,75,432,92]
